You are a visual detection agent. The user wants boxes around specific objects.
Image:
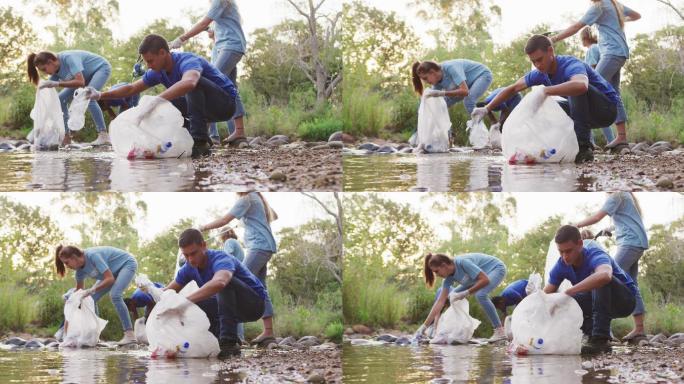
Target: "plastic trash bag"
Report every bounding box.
[544,239,572,292]
[28,83,65,149]
[415,95,451,153]
[430,298,481,344]
[525,272,543,295]
[509,291,583,355]
[489,122,502,149]
[109,95,193,159]
[60,289,108,348]
[146,281,219,358]
[67,88,89,131]
[467,119,489,149]
[134,317,148,345]
[503,86,578,164]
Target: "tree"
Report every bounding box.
[302,192,342,282]
[641,217,684,302]
[0,7,37,90]
[136,219,193,284]
[655,0,684,21]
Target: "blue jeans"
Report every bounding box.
[91,260,137,331]
[595,54,627,125]
[216,276,265,342]
[445,71,493,114]
[455,264,506,328]
[573,276,636,338]
[58,64,111,133]
[171,76,236,143]
[614,245,646,315]
[556,84,617,148]
[209,49,245,139]
[243,249,274,318]
[196,297,246,342]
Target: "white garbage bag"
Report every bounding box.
[467,119,489,149]
[28,83,65,149]
[430,298,481,344]
[544,240,572,292]
[135,274,163,302]
[67,88,89,131]
[60,289,108,348]
[134,317,149,345]
[489,122,502,149]
[146,281,219,358]
[525,272,543,295]
[503,86,578,164]
[110,95,193,159]
[416,95,451,153]
[510,291,583,355]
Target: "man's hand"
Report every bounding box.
[169,37,184,50]
[155,300,192,319]
[83,86,102,101]
[471,107,488,123]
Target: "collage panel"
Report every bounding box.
[0,0,343,192]
[0,192,343,383]
[341,192,684,383]
[341,0,683,192]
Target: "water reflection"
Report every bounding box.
[109,157,196,192]
[343,153,594,192]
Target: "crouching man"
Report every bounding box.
[160,228,268,359]
[545,225,637,354]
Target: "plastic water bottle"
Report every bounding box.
[529,337,544,350]
[508,150,536,165]
[540,148,556,160]
[127,146,144,160]
[178,341,190,354]
[158,141,172,154]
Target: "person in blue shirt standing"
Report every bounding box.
[575,192,648,342]
[219,227,246,342]
[86,34,239,158]
[475,87,522,131]
[158,229,268,359]
[27,50,112,146]
[200,191,278,346]
[415,252,508,342]
[550,0,641,150]
[544,225,637,354]
[580,27,616,146]
[54,245,138,345]
[472,35,623,163]
[170,0,248,146]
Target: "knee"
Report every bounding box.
[474,291,489,302]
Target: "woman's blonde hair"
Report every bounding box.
[580,26,598,44]
[237,192,278,223]
[591,0,625,29]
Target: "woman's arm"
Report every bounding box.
[624,9,641,22]
[200,213,236,232]
[575,210,608,228]
[467,272,491,294]
[445,81,470,98]
[179,17,213,43]
[422,287,448,327]
[56,72,86,88]
[551,21,586,43]
[92,270,116,292]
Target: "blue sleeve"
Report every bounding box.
[65,55,84,77]
[178,56,204,76]
[564,60,588,80]
[588,250,612,271]
[622,4,635,17]
[580,3,602,25]
[524,70,543,87]
[229,196,251,219]
[142,70,160,87]
[207,0,227,19]
[442,275,453,290]
[585,46,600,66]
[75,270,85,284]
[601,193,621,216]
[445,64,466,87]
[212,252,236,273]
[175,266,189,286]
[548,261,564,287]
[89,252,110,275]
[460,259,483,280]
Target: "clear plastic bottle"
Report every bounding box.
[539,148,556,160]
[158,141,172,154]
[178,341,190,354]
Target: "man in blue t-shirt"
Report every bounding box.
[86,34,239,157]
[544,225,636,355]
[159,228,268,359]
[472,35,622,163]
[475,87,522,130]
[491,279,529,319]
[124,282,163,322]
[98,83,140,119]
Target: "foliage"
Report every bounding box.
[297,114,343,141]
[641,216,684,302]
[0,7,37,91]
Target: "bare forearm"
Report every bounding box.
[565,271,611,295]
[487,87,515,112]
[181,17,213,41]
[102,84,136,100]
[553,22,584,43]
[58,78,86,88]
[202,214,233,231]
[159,79,197,101]
[186,280,224,303]
[545,81,587,97]
[576,211,607,228]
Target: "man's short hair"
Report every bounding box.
[178,228,205,247]
[555,225,582,244]
[525,34,553,54]
[138,34,170,55]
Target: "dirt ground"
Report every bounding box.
[586,344,684,383]
[577,151,684,191]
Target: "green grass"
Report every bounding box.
[343,275,409,328]
[297,115,343,141]
[0,283,38,332]
[269,282,343,340]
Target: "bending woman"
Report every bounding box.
[416,253,507,341]
[55,245,138,345]
[28,50,112,146]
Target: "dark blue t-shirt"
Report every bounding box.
[524,55,620,105]
[142,52,237,97]
[175,249,267,300]
[484,87,522,112]
[549,240,637,295]
[130,282,163,307]
[500,279,528,307]
[107,83,140,108]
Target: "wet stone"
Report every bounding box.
[0,142,16,150]
[655,177,674,189]
[632,142,650,152]
[268,135,290,143]
[279,336,296,346]
[327,141,343,149]
[298,336,321,347]
[4,337,27,346]
[249,137,265,146]
[376,145,397,153]
[400,147,414,153]
[358,143,379,151]
[395,337,411,346]
[24,340,44,349]
[376,334,398,343]
[267,138,289,147]
[352,324,372,334]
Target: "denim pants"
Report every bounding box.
[556,84,617,148]
[445,71,493,115]
[215,276,265,342]
[614,245,646,315]
[596,54,628,125]
[572,276,636,338]
[243,249,274,318]
[59,64,111,133]
[171,76,237,143]
[91,259,137,331]
[209,48,245,139]
[456,264,507,328]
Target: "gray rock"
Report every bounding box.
[269,171,287,182]
[307,373,326,383]
[268,135,290,144]
[24,340,44,349]
[582,361,594,370]
[668,333,684,339]
[238,141,250,149]
[376,145,397,153]
[311,144,330,150]
[305,141,327,148]
[328,131,344,142]
[665,338,684,347]
[267,138,289,147]
[400,147,414,154]
[42,338,57,344]
[45,342,60,349]
[344,328,354,335]
[638,339,650,347]
[249,137,265,146]
[396,144,409,150]
[327,141,343,149]
[651,333,667,343]
[297,336,321,347]
[376,334,398,343]
[619,147,631,155]
[15,143,31,151]
[651,141,673,149]
[650,146,671,155]
[655,177,674,189]
[12,140,30,146]
[0,142,16,150]
[311,342,336,351]
[358,142,379,151]
[4,337,26,346]
[395,337,411,346]
[266,342,279,350]
[632,142,650,152]
[279,336,296,346]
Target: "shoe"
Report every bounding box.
[575,146,594,163]
[218,339,241,360]
[581,336,612,355]
[116,331,137,346]
[488,327,507,342]
[90,132,111,146]
[250,334,276,347]
[191,141,212,158]
[222,133,247,146]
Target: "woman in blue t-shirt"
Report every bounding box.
[580,26,616,145]
[575,192,648,341]
[27,50,112,146]
[550,0,641,149]
[55,245,138,345]
[416,253,507,342]
[200,192,278,346]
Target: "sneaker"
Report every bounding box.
[116,331,137,346]
[575,146,594,163]
[90,132,111,146]
[488,327,507,342]
[250,334,276,347]
[581,336,612,355]
[191,141,212,158]
[218,339,241,360]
